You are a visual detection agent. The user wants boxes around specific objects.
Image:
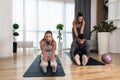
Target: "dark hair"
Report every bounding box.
[78,34,84,39]
[77,12,83,17]
[76,12,83,19]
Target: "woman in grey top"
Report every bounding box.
[72,12,85,40]
[40,30,57,73]
[70,34,90,66]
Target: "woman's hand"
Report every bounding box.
[50,56,55,62]
[43,56,48,62]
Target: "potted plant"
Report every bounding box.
[56,23,64,50]
[13,23,19,53]
[90,21,117,55]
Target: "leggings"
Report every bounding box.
[73,49,88,63]
[40,54,57,68]
[74,49,88,57]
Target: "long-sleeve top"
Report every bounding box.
[70,39,90,57]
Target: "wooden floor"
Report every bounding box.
[0,49,120,80]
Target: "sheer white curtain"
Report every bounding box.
[13,0,74,49]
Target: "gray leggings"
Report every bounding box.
[40,52,57,68]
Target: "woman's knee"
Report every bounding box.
[50,61,57,67]
[40,60,48,67]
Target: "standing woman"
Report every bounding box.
[40,30,57,73]
[72,12,85,40]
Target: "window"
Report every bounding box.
[13,0,74,49]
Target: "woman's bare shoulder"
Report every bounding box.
[73,20,78,25]
[40,39,45,45]
[52,39,56,45]
[73,20,76,23]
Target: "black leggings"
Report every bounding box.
[74,49,88,57]
[73,49,88,64]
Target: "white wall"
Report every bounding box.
[0,0,13,58]
[108,0,120,53]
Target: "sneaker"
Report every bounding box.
[74,54,81,65]
[82,55,88,66]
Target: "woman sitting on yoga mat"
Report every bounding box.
[40,30,57,73]
[70,34,91,66]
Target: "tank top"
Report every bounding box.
[72,24,82,40]
[45,41,52,52]
[44,40,53,58]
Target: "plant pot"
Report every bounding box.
[58,42,62,50]
[98,32,111,55]
[13,42,17,53]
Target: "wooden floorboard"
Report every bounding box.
[0,50,120,80]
